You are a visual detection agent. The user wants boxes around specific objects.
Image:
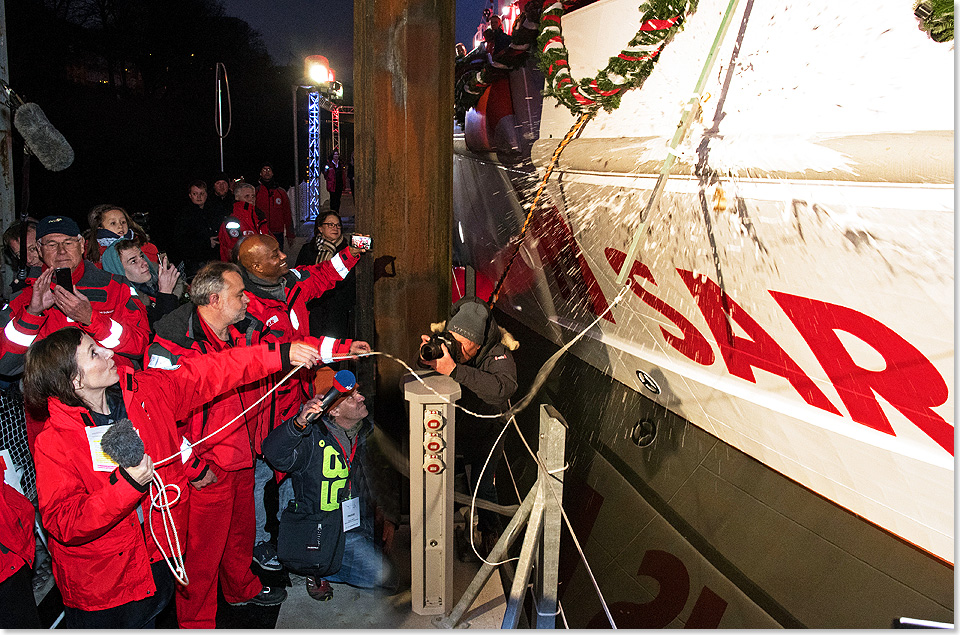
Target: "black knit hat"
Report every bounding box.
[36,215,81,240]
[447,301,489,345]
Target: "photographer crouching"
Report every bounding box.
[418,297,518,557]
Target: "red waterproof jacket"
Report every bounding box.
[219,201,268,261]
[256,183,293,238]
[146,305,271,473]
[0,260,150,377]
[34,342,285,611]
[0,479,35,585]
[241,250,359,452]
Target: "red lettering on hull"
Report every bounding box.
[598,250,951,453]
[772,292,954,455]
[677,269,842,416]
[531,205,615,322]
[605,249,715,365]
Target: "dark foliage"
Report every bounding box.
[7,0,299,241]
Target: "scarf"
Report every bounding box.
[97,227,135,248]
[315,234,345,264]
[240,267,288,302]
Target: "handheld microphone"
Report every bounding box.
[14,102,74,172]
[100,419,146,468]
[305,370,356,423]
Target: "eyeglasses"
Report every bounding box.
[321,222,342,228]
[39,238,80,251]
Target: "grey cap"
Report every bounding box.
[446,301,488,345]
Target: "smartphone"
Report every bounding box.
[54,267,73,295]
[351,235,372,250]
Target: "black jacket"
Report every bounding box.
[262,414,377,535]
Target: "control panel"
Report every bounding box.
[404,373,460,616]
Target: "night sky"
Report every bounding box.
[220,0,492,85]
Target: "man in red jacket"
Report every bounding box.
[219,182,268,262]
[0,215,150,449]
[235,234,372,570]
[146,262,286,627]
[255,163,293,248]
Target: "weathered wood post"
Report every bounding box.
[354,0,454,430]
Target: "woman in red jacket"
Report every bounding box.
[22,327,321,628]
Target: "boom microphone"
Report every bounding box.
[13,102,74,172]
[305,370,357,423]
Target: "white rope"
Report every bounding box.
[148,472,189,585]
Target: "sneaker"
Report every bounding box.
[306,576,334,601]
[253,541,282,571]
[229,585,287,606]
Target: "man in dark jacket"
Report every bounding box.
[262,386,397,602]
[147,261,287,627]
[419,297,518,553]
[171,180,220,278]
[236,233,370,572]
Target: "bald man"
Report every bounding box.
[236,233,371,571]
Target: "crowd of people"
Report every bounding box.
[0,161,398,629]
[0,150,521,628]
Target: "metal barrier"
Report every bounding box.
[437,404,567,629]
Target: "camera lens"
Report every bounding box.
[420,342,444,361]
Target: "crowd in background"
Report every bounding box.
[0,159,393,629]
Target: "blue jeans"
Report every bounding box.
[325,530,385,588]
[254,457,294,544]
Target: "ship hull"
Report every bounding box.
[452,0,953,626]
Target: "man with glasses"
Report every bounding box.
[0,216,150,446]
[262,385,399,602]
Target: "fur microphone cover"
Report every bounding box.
[100,419,145,468]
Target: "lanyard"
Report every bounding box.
[331,434,357,498]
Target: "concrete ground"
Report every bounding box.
[275,524,507,629]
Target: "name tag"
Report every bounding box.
[86,426,119,472]
[342,497,360,532]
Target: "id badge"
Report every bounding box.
[342,497,360,532]
[85,425,119,472]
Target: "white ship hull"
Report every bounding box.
[453,0,953,626]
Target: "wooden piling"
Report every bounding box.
[354,0,454,430]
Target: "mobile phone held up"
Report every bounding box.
[54,268,73,295]
[351,235,372,251]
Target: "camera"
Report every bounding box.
[420,331,461,363]
[351,234,372,250]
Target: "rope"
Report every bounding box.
[616,0,743,287]
[487,110,594,307]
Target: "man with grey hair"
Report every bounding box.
[146,260,288,627]
[219,181,268,261]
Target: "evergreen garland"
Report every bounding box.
[914,0,953,42]
[537,0,698,115]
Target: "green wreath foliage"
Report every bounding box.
[536,0,698,115]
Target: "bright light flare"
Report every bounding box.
[304,55,335,85]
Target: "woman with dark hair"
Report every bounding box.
[84,204,160,266]
[23,327,322,628]
[296,212,356,340]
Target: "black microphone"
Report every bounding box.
[100,419,145,468]
[14,102,74,172]
[305,370,356,423]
